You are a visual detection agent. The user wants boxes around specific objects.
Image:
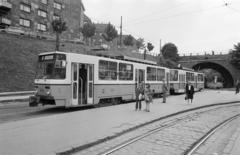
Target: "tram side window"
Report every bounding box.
[119,63,133,80]
[186,72,194,81]
[170,70,178,81]
[157,68,165,81]
[198,74,204,81]
[179,74,185,82]
[99,60,117,80]
[147,67,156,81]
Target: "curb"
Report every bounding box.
[57,100,240,155]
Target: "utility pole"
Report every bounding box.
[159,39,162,56]
[120,16,123,46]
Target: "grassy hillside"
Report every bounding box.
[0,33,157,92]
[0,33,89,92]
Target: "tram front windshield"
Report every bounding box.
[36,54,66,79]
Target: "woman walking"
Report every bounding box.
[185,82,194,103]
[145,84,153,112]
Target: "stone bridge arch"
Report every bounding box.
[192,62,234,88]
[179,54,240,88]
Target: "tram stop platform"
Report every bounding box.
[0,90,240,155]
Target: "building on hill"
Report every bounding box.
[92,23,137,50]
[83,14,91,24]
[0,0,85,41]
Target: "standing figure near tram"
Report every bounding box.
[145,84,153,112]
[135,82,144,111]
[162,79,168,103]
[185,81,194,103]
[236,79,240,94]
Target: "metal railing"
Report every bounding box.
[0,91,34,97]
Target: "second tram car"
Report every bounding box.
[169,68,204,94]
[29,51,204,107]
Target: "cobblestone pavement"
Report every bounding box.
[193,116,240,155]
[73,104,240,155]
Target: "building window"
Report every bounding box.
[20,4,31,13]
[53,2,62,10]
[53,14,60,20]
[37,23,47,31]
[41,0,48,4]
[19,18,31,27]
[38,10,47,18]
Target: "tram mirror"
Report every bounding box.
[61,60,66,67]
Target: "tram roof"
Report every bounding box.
[39,51,159,66]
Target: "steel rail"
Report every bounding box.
[100,105,239,155]
[185,113,240,155]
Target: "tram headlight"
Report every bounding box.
[46,91,51,96]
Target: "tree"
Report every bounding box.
[51,18,67,51]
[161,43,179,62]
[147,42,154,51]
[102,23,118,42]
[143,42,154,59]
[136,38,144,50]
[230,42,240,68]
[81,22,96,45]
[123,35,134,46]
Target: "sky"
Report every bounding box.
[82,0,240,55]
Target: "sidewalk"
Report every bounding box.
[0,90,239,155]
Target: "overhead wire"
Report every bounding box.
[124,3,228,26]
[124,0,192,26]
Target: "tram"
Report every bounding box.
[169,68,204,94]
[29,51,204,107]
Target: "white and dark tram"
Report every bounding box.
[29,51,204,107]
[169,68,204,94]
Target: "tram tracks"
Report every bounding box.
[185,113,240,155]
[68,102,240,155]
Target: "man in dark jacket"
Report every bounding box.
[162,80,168,103]
[135,82,144,110]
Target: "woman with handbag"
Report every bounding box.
[135,82,144,110]
[145,84,153,112]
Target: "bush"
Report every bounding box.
[207,82,223,89]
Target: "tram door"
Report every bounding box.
[71,63,79,106]
[195,75,198,89]
[166,72,170,87]
[71,63,94,106]
[135,69,145,87]
[87,64,94,104]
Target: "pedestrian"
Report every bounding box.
[236,79,240,94]
[135,82,144,110]
[185,81,194,103]
[162,80,168,103]
[145,84,153,112]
